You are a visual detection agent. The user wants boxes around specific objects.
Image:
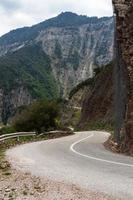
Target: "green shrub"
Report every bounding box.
[13,100,60,134]
[0,126,16,135]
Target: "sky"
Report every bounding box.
[0,0,113,37]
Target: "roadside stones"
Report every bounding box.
[0,161,10,170]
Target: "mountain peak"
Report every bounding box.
[57,12,88,21]
[0,12,113,46]
[58,12,79,18]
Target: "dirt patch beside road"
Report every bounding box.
[0,168,117,200]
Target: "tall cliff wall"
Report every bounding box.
[113,0,133,154]
[78,63,114,130]
[0,86,33,124]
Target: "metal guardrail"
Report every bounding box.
[0,132,36,142]
[0,128,73,142]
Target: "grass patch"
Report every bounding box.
[0,126,16,135]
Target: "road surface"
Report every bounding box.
[6,131,133,200]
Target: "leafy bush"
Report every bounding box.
[0,126,16,135]
[13,100,60,134]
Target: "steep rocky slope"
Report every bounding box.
[75,63,114,130]
[0,86,32,124]
[0,12,114,123]
[113,0,133,154]
[36,17,114,96]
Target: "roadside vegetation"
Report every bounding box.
[0,126,16,135]
[60,106,81,128]
[69,78,94,99]
[13,100,60,134]
[0,100,61,135]
[83,121,114,132]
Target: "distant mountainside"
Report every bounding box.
[0,12,114,123]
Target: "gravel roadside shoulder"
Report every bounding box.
[0,167,118,200]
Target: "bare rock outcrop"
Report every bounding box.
[0,86,33,124]
[37,19,114,96]
[113,0,133,154]
[78,64,114,130]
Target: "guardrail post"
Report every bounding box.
[17,136,20,142]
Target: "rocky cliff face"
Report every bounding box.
[0,86,32,124]
[37,19,114,96]
[113,0,133,154]
[0,12,114,123]
[78,63,114,130]
[0,13,114,97]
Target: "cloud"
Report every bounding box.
[0,0,21,12]
[0,0,113,36]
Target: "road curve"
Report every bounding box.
[6,131,133,200]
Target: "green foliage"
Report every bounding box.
[70,109,81,128]
[69,78,94,99]
[13,100,60,134]
[94,61,114,77]
[0,43,59,99]
[60,104,81,129]
[0,126,16,135]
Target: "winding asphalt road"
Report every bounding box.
[6,131,133,200]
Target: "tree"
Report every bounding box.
[13,100,60,134]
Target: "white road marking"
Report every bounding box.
[70,133,133,167]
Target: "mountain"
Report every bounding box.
[0,12,114,123]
